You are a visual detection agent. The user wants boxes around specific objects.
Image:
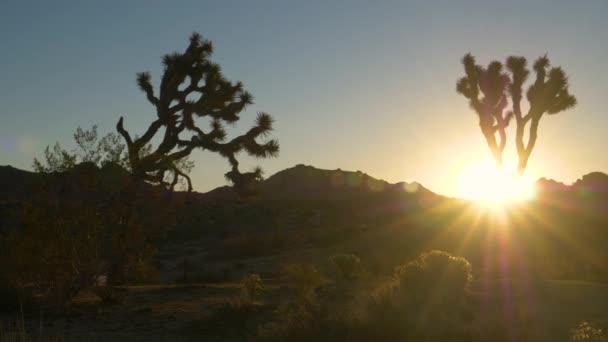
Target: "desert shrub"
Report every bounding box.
[241,273,264,304]
[362,250,474,340]
[571,321,608,342]
[328,253,362,281]
[261,252,478,341]
[394,250,472,303]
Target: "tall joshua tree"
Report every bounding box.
[457,54,576,176]
[117,32,279,194]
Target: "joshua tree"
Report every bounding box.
[457,54,576,176]
[117,32,279,194]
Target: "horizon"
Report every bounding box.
[2,1,608,199]
[0,161,599,199]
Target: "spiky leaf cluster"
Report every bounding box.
[457,54,576,175]
[117,32,279,193]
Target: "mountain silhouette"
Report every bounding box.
[0,165,42,201]
[0,163,152,201]
[3,163,608,205]
[534,172,608,200]
[201,164,434,202]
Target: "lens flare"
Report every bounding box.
[457,159,536,206]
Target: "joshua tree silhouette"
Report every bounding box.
[457,54,576,176]
[117,32,279,194]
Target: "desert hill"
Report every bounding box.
[200,164,433,202]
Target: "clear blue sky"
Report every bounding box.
[1,1,607,196]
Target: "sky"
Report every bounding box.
[1,1,607,197]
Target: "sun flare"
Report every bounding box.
[457,159,536,205]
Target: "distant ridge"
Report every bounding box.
[2,163,608,204]
[534,172,608,194]
[0,165,41,201]
[0,163,154,203]
[201,164,434,201]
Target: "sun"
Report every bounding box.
[457,158,536,205]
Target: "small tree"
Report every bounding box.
[33,124,194,190]
[457,54,576,175]
[33,125,125,172]
[117,32,279,194]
